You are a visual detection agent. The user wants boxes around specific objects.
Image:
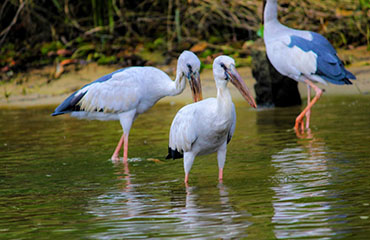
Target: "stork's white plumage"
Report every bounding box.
[167,56,257,183]
[52,50,202,162]
[263,0,355,134]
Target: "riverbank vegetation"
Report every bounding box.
[1,0,369,81]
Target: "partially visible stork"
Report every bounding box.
[166,56,257,183]
[52,50,202,162]
[263,0,356,134]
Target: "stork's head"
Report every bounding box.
[213,55,257,108]
[177,51,202,102]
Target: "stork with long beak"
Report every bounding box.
[52,50,202,162]
[263,0,356,134]
[167,55,257,183]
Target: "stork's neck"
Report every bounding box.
[264,0,287,41]
[216,86,233,117]
[165,67,186,97]
[264,0,278,24]
[174,71,186,95]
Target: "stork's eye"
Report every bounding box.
[220,63,229,80]
[220,63,227,71]
[187,64,193,73]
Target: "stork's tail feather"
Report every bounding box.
[342,78,353,85]
[51,111,69,116]
[166,147,183,160]
[341,69,356,85]
[345,70,356,80]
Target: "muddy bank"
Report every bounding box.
[0,52,369,109]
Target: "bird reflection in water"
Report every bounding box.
[179,183,251,238]
[271,132,346,239]
[114,160,132,192]
[88,160,251,239]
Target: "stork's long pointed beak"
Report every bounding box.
[189,73,203,102]
[227,65,257,108]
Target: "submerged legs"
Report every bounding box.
[305,85,311,130]
[112,110,135,162]
[184,152,195,183]
[217,142,227,182]
[111,133,129,162]
[295,79,323,134]
[112,134,124,161]
[183,142,227,184]
[123,134,129,162]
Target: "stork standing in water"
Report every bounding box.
[167,56,257,183]
[52,50,202,162]
[263,0,356,134]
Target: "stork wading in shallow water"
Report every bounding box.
[52,50,202,162]
[263,0,356,134]
[166,56,257,183]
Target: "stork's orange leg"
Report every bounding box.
[112,133,125,161]
[219,168,223,182]
[185,173,191,184]
[305,85,311,130]
[295,80,323,134]
[111,133,129,162]
[123,134,129,163]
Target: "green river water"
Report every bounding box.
[1,94,370,239]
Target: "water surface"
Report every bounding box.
[1,95,370,239]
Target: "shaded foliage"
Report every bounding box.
[0,0,369,79]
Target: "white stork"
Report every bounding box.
[263,0,356,133]
[166,56,257,183]
[52,50,202,162]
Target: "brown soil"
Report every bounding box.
[0,47,369,109]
